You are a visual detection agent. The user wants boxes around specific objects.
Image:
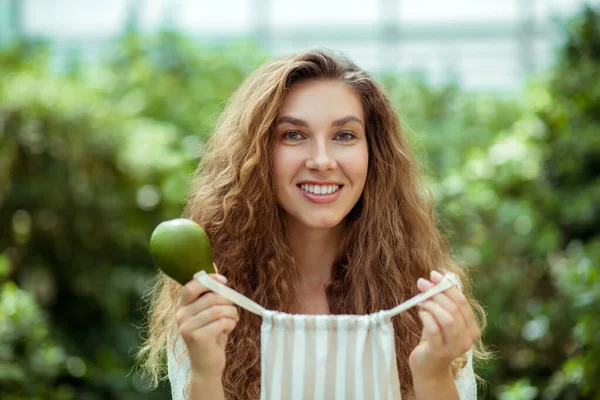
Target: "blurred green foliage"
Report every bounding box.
[0,6,598,399]
[0,33,267,398]
[1,256,72,399]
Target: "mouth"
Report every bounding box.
[296,183,344,204]
[297,183,343,195]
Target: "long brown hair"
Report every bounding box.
[138,49,488,399]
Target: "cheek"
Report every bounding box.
[272,146,301,189]
[344,145,369,186]
[272,146,289,179]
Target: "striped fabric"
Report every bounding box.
[260,311,401,400]
[195,271,459,400]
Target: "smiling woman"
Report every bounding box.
[138,49,488,400]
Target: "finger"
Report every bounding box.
[179,279,210,307]
[179,274,228,307]
[418,271,452,292]
[202,317,238,337]
[441,287,477,331]
[180,305,239,333]
[176,292,234,325]
[425,293,480,353]
[429,291,469,333]
[419,310,443,349]
[417,277,434,292]
[419,271,456,292]
[418,300,458,346]
[430,271,471,324]
[419,275,466,325]
[430,270,445,284]
[431,271,479,338]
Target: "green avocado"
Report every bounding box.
[150,218,214,284]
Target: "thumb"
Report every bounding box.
[208,273,227,284]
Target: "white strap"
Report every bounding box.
[381,273,459,320]
[194,271,266,316]
[195,271,458,320]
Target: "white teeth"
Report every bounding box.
[300,184,340,195]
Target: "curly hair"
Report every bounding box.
[137,49,488,399]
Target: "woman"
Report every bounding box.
[138,49,487,399]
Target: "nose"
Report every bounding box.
[305,140,337,171]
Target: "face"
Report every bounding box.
[272,79,369,230]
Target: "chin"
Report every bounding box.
[299,213,345,229]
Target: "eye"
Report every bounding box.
[335,131,356,141]
[282,131,304,141]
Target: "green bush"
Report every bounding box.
[407,6,600,399]
[0,254,72,399]
[0,37,267,397]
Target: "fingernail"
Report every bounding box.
[431,270,443,279]
[217,275,227,284]
[418,278,433,289]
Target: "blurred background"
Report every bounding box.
[0,1,599,399]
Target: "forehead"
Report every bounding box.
[278,79,364,121]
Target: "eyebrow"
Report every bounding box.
[277,115,364,128]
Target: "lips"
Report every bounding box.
[297,184,343,204]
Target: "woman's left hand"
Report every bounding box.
[408,270,480,381]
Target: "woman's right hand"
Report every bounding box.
[176,274,239,378]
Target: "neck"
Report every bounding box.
[285,216,345,292]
